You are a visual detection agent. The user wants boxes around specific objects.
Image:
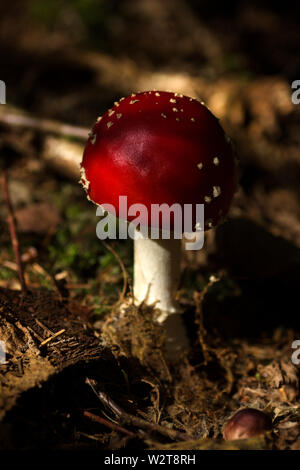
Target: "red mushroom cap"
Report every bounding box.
[80,91,237,231]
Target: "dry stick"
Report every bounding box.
[35,318,54,337]
[85,378,191,442]
[0,112,89,140]
[40,329,65,347]
[1,169,27,293]
[83,410,136,438]
[27,326,45,343]
[77,432,105,443]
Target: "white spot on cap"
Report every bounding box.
[155,92,160,96]
[213,186,221,198]
[180,109,184,112]
[204,196,212,203]
[197,162,203,170]
[176,118,180,122]
[107,121,113,128]
[213,157,220,166]
[161,113,167,118]
[119,97,125,101]
[88,131,96,144]
[191,117,195,122]
[96,116,102,122]
[80,165,90,191]
[108,109,115,116]
[172,107,178,112]
[117,113,122,119]
[131,93,136,97]
[174,93,183,97]
[170,98,176,103]
[130,100,139,104]
[114,102,120,107]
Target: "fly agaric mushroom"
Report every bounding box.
[80,91,237,355]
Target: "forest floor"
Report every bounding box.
[0,0,300,450]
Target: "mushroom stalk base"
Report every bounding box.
[134,234,189,356]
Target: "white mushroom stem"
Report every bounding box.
[133,232,189,356]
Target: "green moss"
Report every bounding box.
[0,267,16,280]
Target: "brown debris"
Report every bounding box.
[15,202,62,235]
[101,300,172,382]
[0,288,104,420]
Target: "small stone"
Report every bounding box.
[224,409,272,441]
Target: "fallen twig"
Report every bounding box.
[27,326,45,343]
[40,329,66,347]
[85,377,191,442]
[1,169,27,294]
[83,410,136,438]
[35,318,54,337]
[0,112,89,140]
